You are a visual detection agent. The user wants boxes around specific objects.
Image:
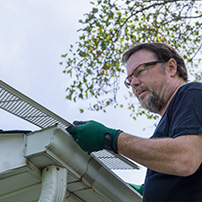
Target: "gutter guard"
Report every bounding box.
[0,79,139,170]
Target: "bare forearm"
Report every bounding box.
[117,132,200,176]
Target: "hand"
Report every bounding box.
[66,120,122,153]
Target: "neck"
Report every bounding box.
[159,81,186,116]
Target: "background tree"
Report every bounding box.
[60,0,202,120]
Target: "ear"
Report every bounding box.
[166,58,177,77]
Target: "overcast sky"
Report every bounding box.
[0,0,160,184]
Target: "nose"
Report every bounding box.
[130,75,141,89]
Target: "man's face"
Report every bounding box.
[126,49,169,114]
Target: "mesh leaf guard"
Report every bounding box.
[0,80,139,170]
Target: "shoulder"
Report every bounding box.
[170,82,202,107]
[177,82,202,95]
[166,82,202,137]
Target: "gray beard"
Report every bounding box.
[141,91,164,113]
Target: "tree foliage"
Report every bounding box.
[60,0,202,120]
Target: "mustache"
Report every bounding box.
[135,85,150,95]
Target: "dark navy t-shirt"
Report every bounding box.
[143,82,202,202]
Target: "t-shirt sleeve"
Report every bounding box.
[169,88,202,138]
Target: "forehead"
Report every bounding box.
[126,49,156,74]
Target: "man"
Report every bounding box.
[67,43,202,201]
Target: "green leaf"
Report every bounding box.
[92,8,98,13]
[66,94,72,100]
[61,54,67,58]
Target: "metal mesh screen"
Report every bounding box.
[0,80,139,170]
[0,80,71,129]
[91,150,139,170]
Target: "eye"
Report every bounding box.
[135,65,146,77]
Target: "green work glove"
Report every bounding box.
[128,183,144,195]
[66,120,122,153]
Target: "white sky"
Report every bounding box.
[0,0,159,185]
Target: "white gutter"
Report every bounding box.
[24,125,142,202]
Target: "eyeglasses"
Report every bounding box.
[124,60,165,88]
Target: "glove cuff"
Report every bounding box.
[103,130,122,153]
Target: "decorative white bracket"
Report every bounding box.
[39,165,67,202]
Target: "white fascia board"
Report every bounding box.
[0,132,42,202]
[0,133,27,174]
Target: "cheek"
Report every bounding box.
[147,74,166,89]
